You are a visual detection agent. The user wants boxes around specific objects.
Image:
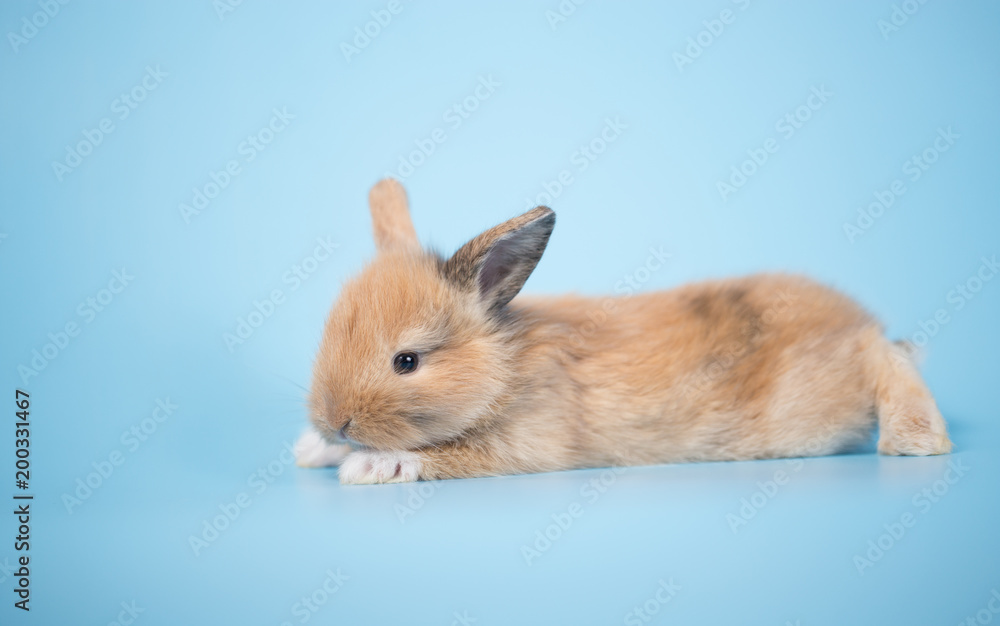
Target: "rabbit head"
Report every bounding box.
[308,179,555,451]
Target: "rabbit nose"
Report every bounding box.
[338,421,352,441]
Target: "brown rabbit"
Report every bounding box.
[296,179,951,484]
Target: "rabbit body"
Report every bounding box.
[300,180,951,484]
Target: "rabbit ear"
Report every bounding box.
[369,178,419,252]
[444,206,555,312]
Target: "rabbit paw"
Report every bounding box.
[339,449,423,485]
[294,427,353,468]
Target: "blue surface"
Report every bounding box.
[2,1,999,624]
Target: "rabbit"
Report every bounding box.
[296,178,951,484]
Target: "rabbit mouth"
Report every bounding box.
[315,420,356,447]
[336,427,367,449]
[337,424,352,442]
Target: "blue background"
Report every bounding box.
[2,1,999,624]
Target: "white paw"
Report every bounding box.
[338,449,423,485]
[294,427,353,468]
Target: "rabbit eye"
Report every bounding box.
[392,352,419,375]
